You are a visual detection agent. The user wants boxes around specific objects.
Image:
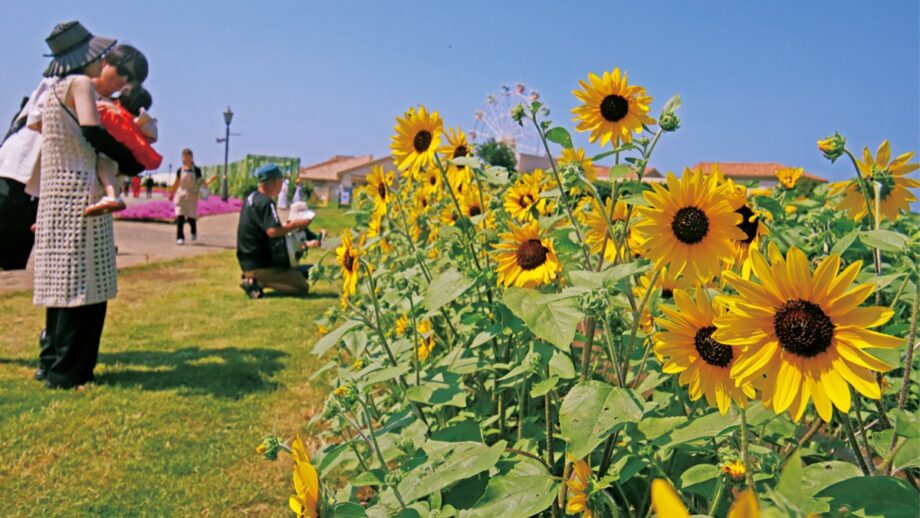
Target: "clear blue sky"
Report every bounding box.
[2,1,917,181]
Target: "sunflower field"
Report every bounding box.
[261,68,920,517]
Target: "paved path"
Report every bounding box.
[0,209,241,293]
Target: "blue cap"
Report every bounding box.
[255,163,284,181]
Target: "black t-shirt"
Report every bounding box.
[237,191,281,271]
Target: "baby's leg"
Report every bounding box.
[85,156,127,216]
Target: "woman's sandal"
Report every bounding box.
[85,198,127,217]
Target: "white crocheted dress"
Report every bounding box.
[33,77,117,307]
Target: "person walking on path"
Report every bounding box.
[144,174,154,198]
[169,148,214,244]
[32,21,136,389]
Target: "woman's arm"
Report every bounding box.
[70,76,100,126]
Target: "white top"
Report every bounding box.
[0,77,60,186]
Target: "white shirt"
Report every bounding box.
[0,78,59,187]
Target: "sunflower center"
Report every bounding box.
[671,206,710,245]
[600,95,629,122]
[693,326,733,367]
[735,205,758,244]
[774,299,834,358]
[377,183,387,200]
[520,194,536,208]
[661,289,674,300]
[515,239,548,270]
[469,205,482,217]
[413,130,433,153]
[343,251,356,272]
[429,175,437,186]
[453,145,469,159]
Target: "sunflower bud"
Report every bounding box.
[817,132,846,162]
[256,434,283,461]
[659,112,680,132]
[511,104,526,125]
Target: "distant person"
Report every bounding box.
[144,175,154,198]
[278,177,290,209]
[169,148,214,244]
[237,163,324,298]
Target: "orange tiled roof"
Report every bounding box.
[299,155,373,181]
[691,162,827,183]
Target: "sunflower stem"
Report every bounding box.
[580,319,598,381]
[873,181,883,306]
[739,406,757,493]
[897,280,919,412]
[708,475,727,516]
[853,391,874,474]
[359,397,408,510]
[621,266,661,385]
[529,113,592,266]
[545,386,555,473]
[614,128,664,265]
[837,408,872,476]
[435,153,483,272]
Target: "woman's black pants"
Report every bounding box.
[176,215,197,240]
[40,303,107,388]
[0,178,38,270]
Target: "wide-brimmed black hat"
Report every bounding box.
[43,21,116,78]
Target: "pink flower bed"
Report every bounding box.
[115,197,243,221]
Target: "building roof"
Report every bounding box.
[691,162,828,183]
[299,155,373,181]
[335,155,397,180]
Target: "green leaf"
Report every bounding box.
[545,127,573,149]
[606,164,635,181]
[503,288,585,351]
[591,144,636,162]
[482,166,509,186]
[816,476,918,518]
[424,268,474,312]
[460,472,557,518]
[638,416,687,441]
[621,193,650,207]
[892,408,920,438]
[679,464,719,496]
[559,381,643,459]
[312,319,362,355]
[351,469,386,486]
[530,376,559,398]
[664,409,738,448]
[332,502,369,517]
[394,440,507,505]
[830,230,859,256]
[859,230,909,252]
[359,365,411,389]
[549,350,576,379]
[406,374,468,408]
[753,195,784,221]
[660,94,682,115]
[452,156,482,169]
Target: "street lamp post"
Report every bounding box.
[217,106,234,201]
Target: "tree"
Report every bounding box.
[475,138,517,172]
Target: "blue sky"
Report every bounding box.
[2,1,917,182]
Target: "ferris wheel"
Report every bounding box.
[470,83,543,156]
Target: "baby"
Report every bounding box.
[85,83,163,216]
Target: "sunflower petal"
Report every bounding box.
[651,479,691,518]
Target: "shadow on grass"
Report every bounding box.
[96,346,287,399]
[257,291,339,300]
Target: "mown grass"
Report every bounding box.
[0,207,352,516]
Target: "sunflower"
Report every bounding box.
[289,435,319,518]
[635,169,746,279]
[559,147,597,181]
[365,165,395,210]
[774,167,803,189]
[395,313,410,336]
[416,320,434,362]
[575,197,630,263]
[655,287,755,414]
[459,188,493,229]
[440,126,473,167]
[439,205,459,227]
[492,221,561,288]
[566,455,594,518]
[651,479,759,518]
[390,105,443,174]
[721,176,767,269]
[503,169,552,222]
[420,166,443,195]
[634,266,698,334]
[572,68,656,147]
[336,229,360,303]
[831,140,919,222]
[713,246,902,422]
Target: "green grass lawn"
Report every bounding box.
[0,210,351,515]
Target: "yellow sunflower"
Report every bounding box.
[566,455,594,518]
[576,197,631,263]
[459,188,493,229]
[831,140,919,222]
[635,169,746,279]
[419,166,443,195]
[289,435,319,518]
[721,177,767,268]
[365,165,395,210]
[774,167,804,189]
[713,246,902,422]
[336,229,360,302]
[655,287,756,414]
[439,205,459,227]
[492,221,561,288]
[416,320,434,362]
[559,147,597,181]
[651,479,759,518]
[503,169,552,222]
[390,105,443,174]
[572,68,656,147]
[440,126,474,166]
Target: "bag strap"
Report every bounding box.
[51,79,81,126]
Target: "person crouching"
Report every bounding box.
[236,163,323,298]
